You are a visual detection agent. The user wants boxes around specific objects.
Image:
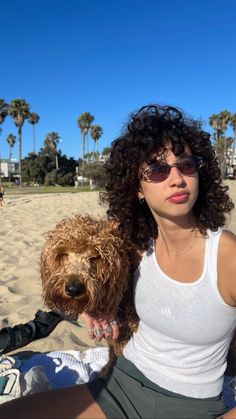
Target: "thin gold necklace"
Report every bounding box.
[158,233,198,257]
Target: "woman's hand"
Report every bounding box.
[80,312,120,342]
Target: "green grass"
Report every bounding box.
[3,185,94,195]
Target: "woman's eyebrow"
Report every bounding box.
[176,152,192,159]
[152,152,191,163]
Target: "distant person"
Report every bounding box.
[0,185,5,207]
[227,165,235,180]
[89,178,96,190]
[74,174,79,188]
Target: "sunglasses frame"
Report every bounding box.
[138,155,203,183]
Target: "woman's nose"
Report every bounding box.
[168,166,186,186]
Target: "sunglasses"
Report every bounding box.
[138,156,203,183]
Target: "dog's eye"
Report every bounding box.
[55,253,68,265]
[88,255,99,261]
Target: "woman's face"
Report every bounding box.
[138,146,199,224]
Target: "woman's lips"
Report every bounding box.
[167,192,189,203]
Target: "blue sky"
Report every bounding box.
[0,0,236,161]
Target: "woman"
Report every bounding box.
[0,104,236,418]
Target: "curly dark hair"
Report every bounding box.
[100,104,234,250]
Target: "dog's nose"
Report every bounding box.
[65,282,86,297]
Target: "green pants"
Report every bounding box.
[88,356,227,419]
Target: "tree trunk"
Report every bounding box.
[82,132,85,171]
[86,133,90,164]
[8,148,12,182]
[55,153,59,170]
[220,156,227,179]
[33,125,36,153]
[233,128,236,166]
[18,126,22,186]
[0,156,2,186]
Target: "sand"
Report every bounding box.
[0,183,236,356]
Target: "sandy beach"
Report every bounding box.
[1,184,236,356]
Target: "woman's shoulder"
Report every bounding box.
[218,230,236,305]
[218,229,236,262]
[220,229,236,247]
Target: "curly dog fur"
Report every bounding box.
[41,214,141,359]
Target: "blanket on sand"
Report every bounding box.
[0,348,235,410]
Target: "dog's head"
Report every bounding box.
[41,214,131,319]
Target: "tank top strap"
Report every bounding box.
[206,228,223,295]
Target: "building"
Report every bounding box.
[0,159,19,179]
[226,148,236,166]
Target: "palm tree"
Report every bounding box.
[8,98,31,186]
[6,134,16,181]
[0,101,8,183]
[102,147,111,156]
[218,110,231,129]
[101,146,111,162]
[28,112,40,153]
[209,110,231,176]
[77,112,94,170]
[44,132,60,170]
[0,99,8,124]
[229,113,236,165]
[0,127,2,185]
[209,111,230,141]
[90,125,103,160]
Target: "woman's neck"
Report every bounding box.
[155,216,201,257]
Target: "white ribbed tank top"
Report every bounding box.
[123,229,236,398]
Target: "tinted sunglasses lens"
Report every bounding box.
[179,157,198,175]
[147,163,170,182]
[146,157,199,182]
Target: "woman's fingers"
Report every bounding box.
[99,318,120,340]
[100,319,113,339]
[80,312,96,339]
[109,319,120,340]
[92,319,105,342]
[100,320,112,335]
[80,313,120,341]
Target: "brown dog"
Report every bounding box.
[41,214,141,364]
